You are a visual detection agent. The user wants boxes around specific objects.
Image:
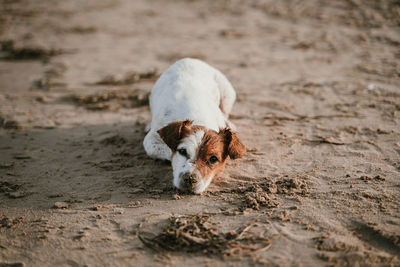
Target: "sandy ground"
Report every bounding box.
[0,0,399,266]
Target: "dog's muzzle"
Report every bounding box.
[179,170,201,192]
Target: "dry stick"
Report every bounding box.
[180,232,208,244]
[236,224,256,239]
[138,215,271,257]
[225,238,271,256]
[253,242,272,253]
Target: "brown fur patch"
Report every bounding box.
[220,128,247,159]
[194,128,246,182]
[195,130,229,179]
[157,120,206,150]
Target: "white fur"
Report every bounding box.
[143,58,237,192]
[172,131,205,190]
[177,131,205,160]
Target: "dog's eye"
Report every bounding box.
[178,148,187,157]
[208,156,219,164]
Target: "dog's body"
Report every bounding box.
[143,58,246,193]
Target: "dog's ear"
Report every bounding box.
[157,120,193,150]
[220,128,246,159]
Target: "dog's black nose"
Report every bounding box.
[180,172,201,192]
[182,172,198,185]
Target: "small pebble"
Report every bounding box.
[367,83,375,90]
[53,202,69,209]
[131,188,144,194]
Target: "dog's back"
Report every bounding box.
[149,58,234,132]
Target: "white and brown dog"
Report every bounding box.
[143,58,246,194]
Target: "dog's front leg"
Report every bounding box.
[143,131,172,161]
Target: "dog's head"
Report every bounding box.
[157,120,246,194]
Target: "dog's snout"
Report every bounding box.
[182,172,198,185]
[180,171,201,192]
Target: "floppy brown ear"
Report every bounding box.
[157,120,192,150]
[220,128,246,159]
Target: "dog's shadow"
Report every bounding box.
[0,121,178,210]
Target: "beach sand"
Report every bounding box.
[0,0,399,265]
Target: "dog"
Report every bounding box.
[143,58,246,194]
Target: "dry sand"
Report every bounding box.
[0,0,399,266]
